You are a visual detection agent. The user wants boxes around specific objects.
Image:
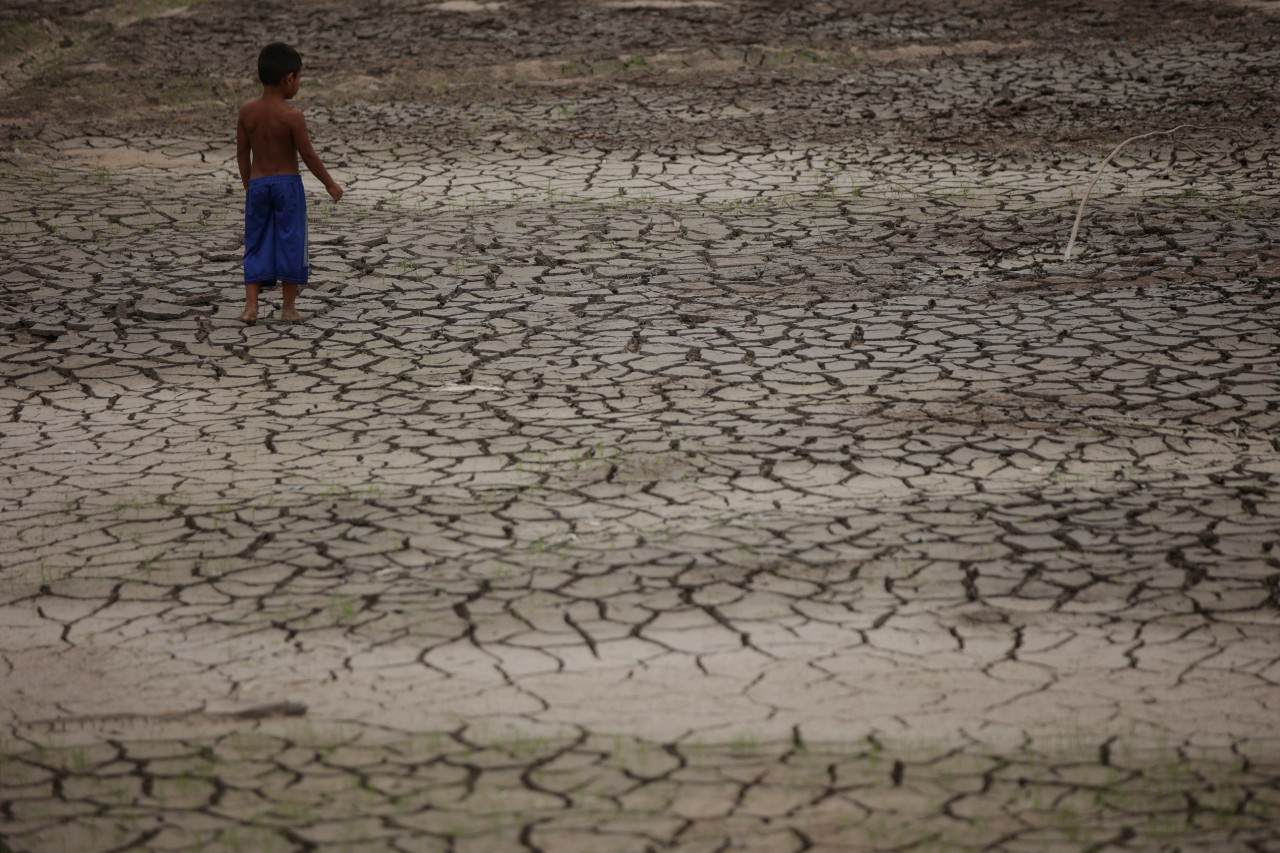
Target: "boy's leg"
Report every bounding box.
[238,282,261,323]
[273,176,307,324]
[280,282,305,323]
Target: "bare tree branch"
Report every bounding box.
[1063,125,1222,262]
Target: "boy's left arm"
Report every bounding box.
[235,110,251,191]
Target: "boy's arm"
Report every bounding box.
[291,111,342,202]
[236,110,251,191]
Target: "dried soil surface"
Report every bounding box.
[3,0,1278,152]
[2,1,1280,851]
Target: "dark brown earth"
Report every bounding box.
[2,0,1277,153]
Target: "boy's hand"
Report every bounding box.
[327,183,343,202]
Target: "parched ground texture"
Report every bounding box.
[2,0,1280,850]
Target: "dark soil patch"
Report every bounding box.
[2,0,1276,155]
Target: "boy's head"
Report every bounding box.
[258,42,302,87]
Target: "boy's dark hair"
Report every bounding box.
[258,42,302,86]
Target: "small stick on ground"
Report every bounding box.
[21,701,307,732]
[1063,124,1214,262]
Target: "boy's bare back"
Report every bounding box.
[236,75,342,201]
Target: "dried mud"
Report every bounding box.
[2,1,1279,852]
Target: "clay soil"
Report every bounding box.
[2,2,1280,853]
[2,0,1276,153]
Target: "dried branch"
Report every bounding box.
[1063,124,1213,262]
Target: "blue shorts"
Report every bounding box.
[244,174,308,286]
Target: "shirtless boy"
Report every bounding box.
[236,42,342,323]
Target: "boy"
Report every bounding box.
[236,42,342,323]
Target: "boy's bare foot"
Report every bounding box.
[241,283,261,324]
[280,283,304,323]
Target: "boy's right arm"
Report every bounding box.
[291,111,342,202]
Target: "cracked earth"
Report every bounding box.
[2,0,1280,850]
